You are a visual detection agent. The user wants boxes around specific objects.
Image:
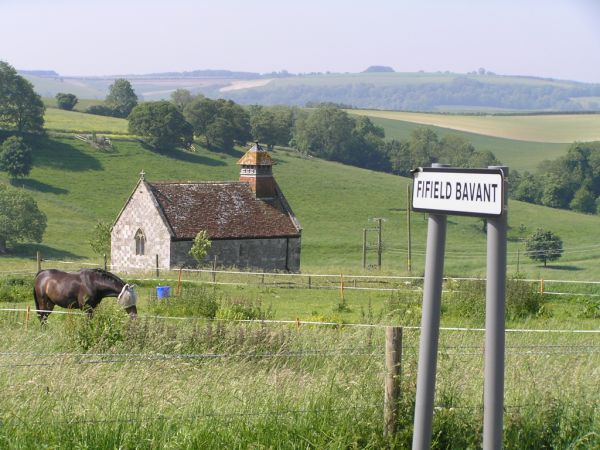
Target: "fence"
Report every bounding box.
[0,308,598,445]
[25,254,600,299]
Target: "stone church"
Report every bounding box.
[110,143,302,273]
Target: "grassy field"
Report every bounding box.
[351,109,600,143]
[43,107,129,134]
[0,281,597,448]
[1,132,600,283]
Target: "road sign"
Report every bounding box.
[412,167,504,217]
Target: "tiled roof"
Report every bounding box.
[237,142,274,166]
[147,181,301,240]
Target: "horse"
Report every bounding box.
[33,268,137,322]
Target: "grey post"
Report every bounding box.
[484,166,508,450]
[411,164,449,450]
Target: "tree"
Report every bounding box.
[0,61,45,133]
[0,136,33,179]
[128,101,193,150]
[525,228,563,267]
[184,96,218,145]
[55,92,78,111]
[205,117,235,150]
[89,221,111,257]
[170,89,194,112]
[570,186,596,214]
[0,184,47,253]
[105,79,138,118]
[189,230,211,266]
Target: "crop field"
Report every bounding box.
[0,276,598,448]
[351,110,600,143]
[367,116,568,172]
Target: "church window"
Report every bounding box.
[135,229,146,255]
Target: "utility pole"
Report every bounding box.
[362,228,367,269]
[372,218,384,269]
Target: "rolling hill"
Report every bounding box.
[3,108,600,280]
[24,70,600,112]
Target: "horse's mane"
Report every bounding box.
[83,268,125,285]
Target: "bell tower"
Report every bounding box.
[237,142,276,198]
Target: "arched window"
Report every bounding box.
[134,229,146,255]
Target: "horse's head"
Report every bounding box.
[117,283,137,311]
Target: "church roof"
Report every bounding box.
[237,142,274,166]
[146,181,301,240]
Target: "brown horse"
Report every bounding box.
[33,268,137,322]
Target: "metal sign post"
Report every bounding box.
[410,165,508,450]
[483,166,508,450]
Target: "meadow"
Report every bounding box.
[1,103,599,446]
[0,278,597,449]
[4,122,600,281]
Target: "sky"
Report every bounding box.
[1,0,599,82]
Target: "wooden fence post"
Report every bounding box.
[384,326,403,436]
[25,305,30,330]
[103,254,107,271]
[36,251,42,272]
[308,276,312,289]
[155,254,159,278]
[212,256,217,283]
[177,267,182,296]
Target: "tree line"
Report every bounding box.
[511,141,600,214]
[220,76,600,111]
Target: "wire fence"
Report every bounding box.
[11,254,600,300]
[1,307,598,440]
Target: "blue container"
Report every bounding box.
[156,285,171,299]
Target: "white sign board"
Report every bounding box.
[412,167,504,217]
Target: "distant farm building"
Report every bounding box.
[111,143,302,272]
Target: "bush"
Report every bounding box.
[64,301,129,351]
[0,275,33,303]
[85,104,115,117]
[446,276,546,324]
[505,276,546,319]
[55,93,78,111]
[148,285,219,318]
[215,296,273,320]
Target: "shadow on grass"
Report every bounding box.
[18,179,69,195]
[140,142,227,166]
[32,136,103,171]
[542,265,582,271]
[7,244,84,261]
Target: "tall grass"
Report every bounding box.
[0,296,597,448]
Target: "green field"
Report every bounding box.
[1,131,600,283]
[1,107,599,448]
[351,109,600,143]
[0,282,597,448]
[43,108,130,134]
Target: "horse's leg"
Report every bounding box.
[39,299,54,324]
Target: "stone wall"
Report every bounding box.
[171,237,301,272]
[111,181,172,273]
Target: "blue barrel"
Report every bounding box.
[156,285,171,299]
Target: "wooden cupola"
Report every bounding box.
[237,142,276,198]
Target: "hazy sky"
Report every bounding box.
[2,0,599,82]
